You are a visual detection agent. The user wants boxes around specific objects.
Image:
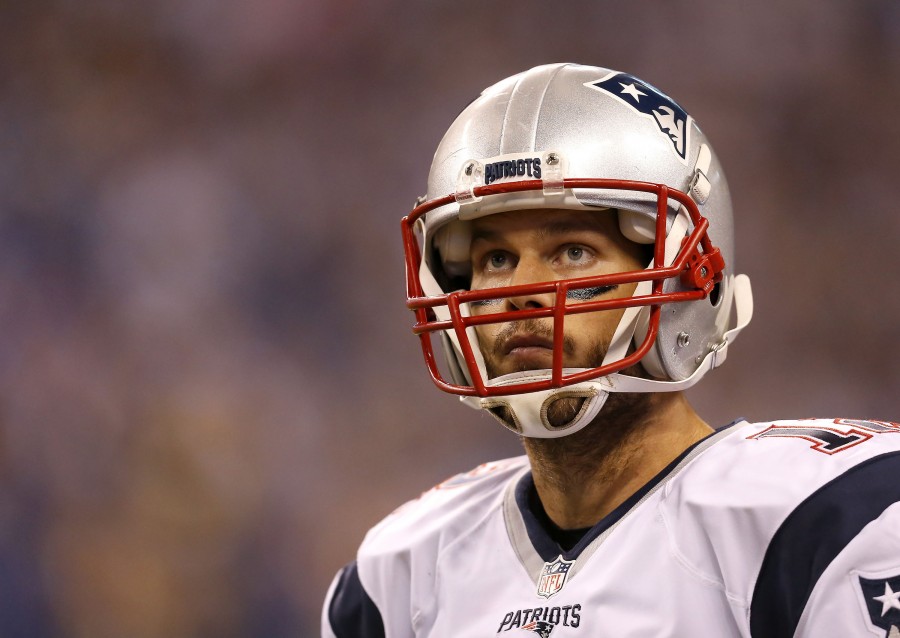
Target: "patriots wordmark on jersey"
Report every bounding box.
[322,419,900,637]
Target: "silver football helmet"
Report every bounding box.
[401,63,753,438]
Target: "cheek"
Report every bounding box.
[472,321,502,349]
[563,296,634,359]
[565,281,636,334]
[565,309,623,344]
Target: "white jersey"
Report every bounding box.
[322,419,900,637]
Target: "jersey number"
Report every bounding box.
[748,419,900,454]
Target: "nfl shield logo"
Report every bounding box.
[537,556,574,599]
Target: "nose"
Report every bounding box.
[505,254,557,310]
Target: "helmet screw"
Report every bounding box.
[700,266,709,278]
[464,162,474,176]
[677,332,690,348]
[546,153,559,165]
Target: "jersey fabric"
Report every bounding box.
[322,419,900,637]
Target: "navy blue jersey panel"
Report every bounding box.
[327,561,386,638]
[749,451,900,637]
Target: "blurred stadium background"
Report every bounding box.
[0,0,898,635]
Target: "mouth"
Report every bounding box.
[482,323,579,378]
[503,333,555,355]
[500,333,556,370]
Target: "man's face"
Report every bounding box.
[468,208,648,379]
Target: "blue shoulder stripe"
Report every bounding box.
[327,561,385,638]
[749,450,900,636]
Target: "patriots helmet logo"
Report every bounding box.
[858,574,900,636]
[585,72,692,163]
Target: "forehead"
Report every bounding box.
[469,207,619,239]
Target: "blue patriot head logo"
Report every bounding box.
[585,72,692,163]
[859,575,900,636]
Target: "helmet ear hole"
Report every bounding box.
[709,281,722,306]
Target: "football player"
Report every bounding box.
[322,63,900,637]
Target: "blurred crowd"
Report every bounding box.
[0,0,898,635]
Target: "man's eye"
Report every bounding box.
[488,252,509,269]
[561,245,590,264]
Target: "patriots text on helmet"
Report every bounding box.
[484,157,542,185]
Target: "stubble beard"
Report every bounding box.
[522,389,658,494]
[480,319,658,492]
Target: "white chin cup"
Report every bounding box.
[460,371,611,439]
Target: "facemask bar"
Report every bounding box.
[401,178,724,398]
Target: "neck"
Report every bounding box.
[522,391,712,530]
